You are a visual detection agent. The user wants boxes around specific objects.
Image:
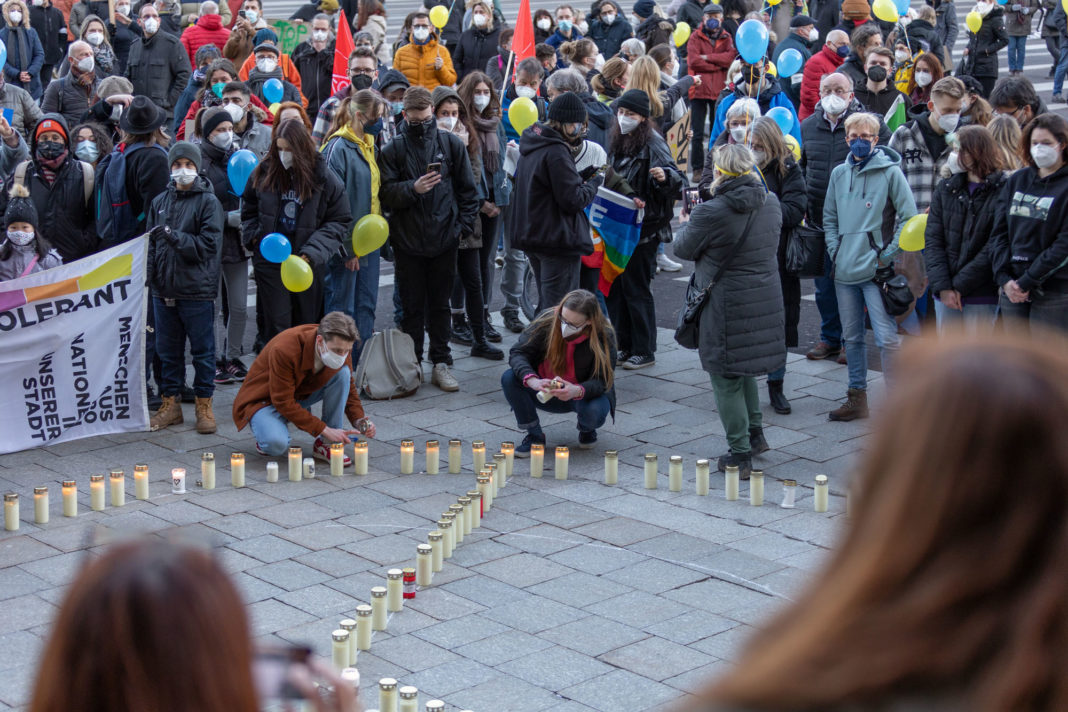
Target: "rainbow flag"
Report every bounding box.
[586,187,644,295]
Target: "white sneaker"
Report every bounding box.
[431,363,459,392]
[657,253,683,272]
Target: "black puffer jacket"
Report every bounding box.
[240,154,351,269]
[609,129,683,242]
[125,29,191,120]
[291,40,333,120]
[29,4,65,65]
[200,140,246,264]
[508,321,617,417]
[907,19,946,68]
[146,176,224,300]
[925,170,1004,299]
[452,25,501,80]
[380,122,481,258]
[962,7,1008,77]
[508,122,600,257]
[587,13,631,60]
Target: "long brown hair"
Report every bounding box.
[30,540,259,712]
[458,71,501,119]
[906,51,944,97]
[954,124,1004,179]
[255,116,320,200]
[356,0,384,31]
[529,289,614,388]
[696,332,1068,711]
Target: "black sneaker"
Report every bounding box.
[226,358,248,381]
[502,310,525,333]
[578,430,597,449]
[214,362,234,385]
[621,354,655,370]
[181,385,196,403]
[716,451,752,480]
[514,431,546,458]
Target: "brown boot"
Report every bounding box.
[149,395,183,431]
[194,396,217,434]
[828,388,869,422]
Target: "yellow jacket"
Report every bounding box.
[392,37,457,90]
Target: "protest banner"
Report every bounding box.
[666,110,691,175]
[268,18,310,54]
[586,187,644,295]
[0,237,149,455]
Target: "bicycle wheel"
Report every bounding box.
[521,262,538,321]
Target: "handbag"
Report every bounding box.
[866,232,914,317]
[784,223,825,278]
[674,210,757,349]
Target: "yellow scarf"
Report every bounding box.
[326,124,380,216]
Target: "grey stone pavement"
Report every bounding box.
[0,320,883,711]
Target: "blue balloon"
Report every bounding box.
[227,149,258,195]
[895,0,910,15]
[776,48,803,78]
[0,43,6,69]
[263,77,284,105]
[260,233,292,263]
[735,19,769,65]
[766,106,794,136]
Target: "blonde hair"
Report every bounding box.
[748,116,791,173]
[592,57,628,95]
[468,0,495,31]
[988,114,1025,171]
[624,56,664,118]
[560,38,597,67]
[843,111,880,136]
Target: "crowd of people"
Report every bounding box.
[0,0,1066,474]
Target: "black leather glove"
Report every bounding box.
[584,170,605,193]
[149,224,172,242]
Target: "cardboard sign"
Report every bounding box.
[666,109,691,175]
[267,18,310,54]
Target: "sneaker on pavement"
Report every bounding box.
[656,253,683,272]
[214,361,234,385]
[1053,93,1065,103]
[312,437,353,465]
[226,358,248,381]
[621,353,655,370]
[836,351,848,365]
[431,363,460,392]
[514,431,546,458]
[578,430,597,449]
[806,341,842,360]
[502,310,525,333]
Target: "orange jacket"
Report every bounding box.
[238,52,307,108]
[392,38,457,90]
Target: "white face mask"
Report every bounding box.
[472,12,486,27]
[561,321,585,338]
[808,28,818,42]
[617,113,639,134]
[732,72,742,85]
[7,229,34,246]
[1031,143,1061,169]
[224,102,245,123]
[729,125,747,143]
[244,8,258,22]
[914,70,933,87]
[594,53,606,70]
[8,10,21,22]
[412,26,430,41]
[319,341,347,369]
[473,93,490,111]
[821,93,849,116]
[171,167,197,185]
[946,151,965,175]
[752,149,767,165]
[312,29,328,42]
[210,130,233,148]
[86,31,104,46]
[629,13,640,26]
[936,112,960,133]
[602,12,616,24]
[895,49,909,63]
[537,17,551,30]
[438,115,457,131]
[76,55,95,72]
[116,4,130,15]
[143,17,159,34]
[975,1,992,15]
[31,0,42,6]
[75,139,99,162]
[256,57,277,74]
[278,150,294,169]
[516,85,536,99]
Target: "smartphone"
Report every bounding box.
[683,187,702,213]
[426,162,441,174]
[252,645,311,701]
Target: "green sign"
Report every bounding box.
[267,18,310,55]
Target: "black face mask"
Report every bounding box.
[406,118,435,139]
[37,140,66,160]
[350,74,373,90]
[866,65,888,82]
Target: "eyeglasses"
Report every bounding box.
[821,87,851,97]
[993,106,1023,118]
[561,316,588,330]
[350,68,375,75]
[847,133,876,141]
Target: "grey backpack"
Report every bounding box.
[354,328,422,399]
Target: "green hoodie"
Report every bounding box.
[823,145,918,286]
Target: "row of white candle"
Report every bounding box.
[373,679,463,712]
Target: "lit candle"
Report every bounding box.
[201,452,215,489]
[466,491,482,528]
[331,629,350,671]
[62,480,77,517]
[171,468,186,494]
[477,475,492,511]
[696,459,710,496]
[448,439,462,473]
[426,701,445,712]
[493,452,506,488]
[485,464,499,498]
[530,443,544,478]
[604,450,618,485]
[353,441,368,475]
[288,447,302,481]
[266,461,279,483]
[400,439,415,474]
[339,618,357,665]
[355,604,372,650]
[472,440,486,473]
[458,496,473,536]
[386,568,403,612]
[668,456,682,492]
[399,686,418,712]
[814,474,829,512]
[416,543,433,586]
[33,486,48,524]
[378,678,398,712]
[425,440,439,474]
[370,586,388,631]
[501,441,514,478]
[750,470,765,506]
[725,465,739,501]
[555,446,569,480]
[427,531,444,572]
[449,504,465,544]
[644,453,658,489]
[331,443,345,477]
[403,568,416,599]
[439,517,454,558]
[109,469,125,508]
[90,474,106,510]
[134,464,149,500]
[781,479,797,508]
[231,453,246,487]
[4,492,18,531]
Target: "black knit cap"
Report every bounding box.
[617,89,650,118]
[5,186,38,230]
[168,141,202,171]
[201,106,232,139]
[547,92,587,123]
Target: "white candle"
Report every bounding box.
[644,453,658,489]
[501,441,514,478]
[109,470,125,508]
[555,447,569,480]
[171,468,186,494]
[266,461,279,483]
[386,568,403,612]
[370,586,388,631]
[530,443,544,477]
[379,678,398,712]
[355,604,372,650]
[331,629,349,671]
[231,453,246,487]
[416,543,433,586]
[341,667,360,695]
[486,463,499,498]
[339,618,357,665]
[458,496,473,536]
[668,456,682,492]
[331,443,345,477]
[90,474,106,510]
[400,439,414,474]
[62,480,77,517]
[814,474,829,512]
[472,440,485,473]
[477,475,492,512]
[399,686,418,712]
[467,491,482,528]
[134,464,149,500]
[425,440,439,474]
[725,465,739,501]
[201,452,216,489]
[428,531,444,572]
[750,470,765,506]
[448,439,461,473]
[288,447,302,481]
[781,479,797,508]
[302,457,316,479]
[604,450,618,485]
[493,452,506,488]
[353,441,368,475]
[426,700,445,712]
[33,486,48,524]
[4,492,18,531]
[696,459,710,496]
[438,518,454,559]
[449,504,465,544]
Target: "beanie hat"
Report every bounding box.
[632,0,655,18]
[253,41,280,56]
[253,28,279,46]
[431,85,463,111]
[201,106,232,140]
[841,0,870,20]
[5,184,37,230]
[547,91,587,123]
[35,117,67,142]
[617,88,650,118]
[168,141,202,171]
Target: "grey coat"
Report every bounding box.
[0,81,40,140]
[674,175,785,378]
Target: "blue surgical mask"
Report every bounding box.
[704,18,719,33]
[391,101,404,116]
[558,18,572,32]
[848,138,873,159]
[212,81,226,98]
[836,45,850,58]
[363,116,384,136]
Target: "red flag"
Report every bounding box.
[331,10,355,95]
[512,0,534,64]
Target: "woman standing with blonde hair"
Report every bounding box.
[453,0,500,80]
[987,114,1025,171]
[591,56,629,103]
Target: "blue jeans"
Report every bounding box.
[1055,44,1068,95]
[835,280,900,391]
[249,366,351,455]
[324,251,381,357]
[1008,35,1027,72]
[153,297,215,398]
[767,365,786,381]
[500,368,610,434]
[815,249,842,347]
[933,299,998,333]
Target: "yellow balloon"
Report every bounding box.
[280,255,314,292]
[766,60,777,76]
[899,214,927,252]
[872,0,899,22]
[1064,0,1068,17]
[965,10,982,33]
[352,214,389,257]
[429,4,449,28]
[673,21,690,47]
[269,102,281,115]
[508,96,539,134]
[784,134,800,161]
